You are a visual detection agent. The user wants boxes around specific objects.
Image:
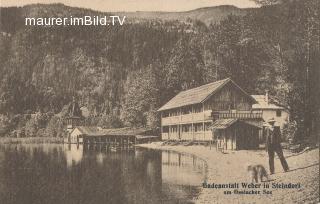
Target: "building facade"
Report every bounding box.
[212,118,260,150]
[158,78,260,143]
[251,94,289,130]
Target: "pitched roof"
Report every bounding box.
[210,118,238,129]
[158,78,255,111]
[251,95,284,110]
[72,126,151,137]
[210,118,261,130]
[73,126,102,136]
[99,127,151,136]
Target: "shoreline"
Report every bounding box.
[137,142,319,204]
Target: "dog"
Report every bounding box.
[247,164,269,183]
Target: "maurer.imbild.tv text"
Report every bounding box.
[25,15,126,26]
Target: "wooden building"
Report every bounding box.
[211,118,260,150]
[158,78,263,149]
[69,126,100,144]
[251,94,289,130]
[68,126,158,145]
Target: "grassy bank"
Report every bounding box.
[0,137,64,144]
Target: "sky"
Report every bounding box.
[1,0,259,12]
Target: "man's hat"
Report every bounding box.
[268,118,276,123]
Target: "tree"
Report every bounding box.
[164,37,204,99]
[121,65,159,128]
[45,116,65,137]
[250,0,288,6]
[97,114,123,129]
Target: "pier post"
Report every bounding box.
[127,136,129,149]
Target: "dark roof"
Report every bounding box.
[158,78,255,111]
[210,118,238,129]
[73,126,151,137]
[210,119,261,130]
[100,127,150,136]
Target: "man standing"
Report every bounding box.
[265,118,289,174]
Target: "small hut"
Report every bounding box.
[210,119,260,150]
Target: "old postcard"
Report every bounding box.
[0,0,319,203]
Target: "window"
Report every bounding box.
[169,109,179,116]
[182,125,190,132]
[276,110,282,117]
[162,126,169,133]
[170,126,178,133]
[194,104,202,113]
[194,123,203,132]
[182,106,191,115]
[205,122,212,131]
[162,111,169,118]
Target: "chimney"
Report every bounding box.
[265,90,269,105]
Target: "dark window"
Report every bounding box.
[276,110,282,117]
[163,126,169,133]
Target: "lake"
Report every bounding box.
[0,144,207,204]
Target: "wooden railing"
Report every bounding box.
[162,110,212,125]
[162,110,263,126]
[212,111,262,119]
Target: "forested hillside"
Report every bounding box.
[116,5,248,25]
[0,0,318,141]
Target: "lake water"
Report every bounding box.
[0,144,207,204]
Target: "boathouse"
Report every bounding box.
[69,126,158,145]
[210,118,260,150]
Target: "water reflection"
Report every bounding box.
[65,144,83,167]
[0,144,206,204]
[162,151,207,186]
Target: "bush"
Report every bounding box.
[282,121,297,143]
[97,114,123,129]
[45,116,64,137]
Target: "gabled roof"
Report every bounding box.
[251,95,284,110]
[99,127,151,136]
[210,118,238,129]
[72,126,151,137]
[72,126,101,136]
[210,118,261,130]
[158,78,255,111]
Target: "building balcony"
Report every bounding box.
[162,116,180,126]
[161,110,212,126]
[191,111,212,122]
[161,131,212,141]
[161,110,262,126]
[212,110,262,120]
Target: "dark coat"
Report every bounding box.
[265,126,282,150]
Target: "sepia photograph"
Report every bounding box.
[0,0,319,203]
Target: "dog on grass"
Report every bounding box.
[247,164,269,183]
